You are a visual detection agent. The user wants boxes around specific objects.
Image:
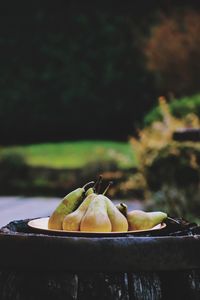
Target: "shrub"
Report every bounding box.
[144,94,200,126]
[145,143,200,191]
[0,151,29,193]
[130,97,200,220]
[0,151,27,169]
[147,184,200,221]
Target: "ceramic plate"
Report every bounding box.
[28,217,166,237]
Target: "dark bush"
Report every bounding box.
[0,152,27,170]
[144,143,200,220]
[131,98,200,220]
[0,151,29,193]
[0,150,136,197]
[145,145,200,191]
[149,184,200,221]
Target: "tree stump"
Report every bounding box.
[0,219,200,299]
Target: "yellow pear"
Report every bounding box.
[62,176,103,231]
[127,210,167,230]
[62,193,97,231]
[104,197,128,232]
[80,195,112,232]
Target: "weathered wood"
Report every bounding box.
[158,271,195,300]
[187,270,200,300]
[77,272,129,300]
[0,270,78,300]
[0,219,200,299]
[1,230,200,272]
[129,272,161,300]
[2,270,200,300]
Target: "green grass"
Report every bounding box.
[2,141,137,169]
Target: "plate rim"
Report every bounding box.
[28,217,166,235]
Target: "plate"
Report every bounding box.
[28,217,166,237]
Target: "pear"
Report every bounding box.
[48,181,94,230]
[116,203,128,217]
[48,188,84,230]
[84,175,102,197]
[62,176,103,231]
[62,193,97,231]
[127,210,167,231]
[85,187,95,196]
[104,197,128,232]
[80,195,112,232]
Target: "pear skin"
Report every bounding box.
[48,188,84,230]
[48,181,94,230]
[147,212,168,227]
[80,196,112,232]
[127,210,167,230]
[62,193,96,231]
[104,197,128,232]
[85,187,94,196]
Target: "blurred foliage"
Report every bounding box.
[145,144,200,191]
[130,98,200,219]
[2,141,136,169]
[118,172,147,199]
[144,10,200,96]
[1,2,200,144]
[131,97,200,170]
[144,94,200,126]
[0,151,29,193]
[147,184,200,222]
[0,143,136,197]
[0,2,157,144]
[0,151,27,170]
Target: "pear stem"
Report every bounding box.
[82,181,95,191]
[120,203,127,209]
[103,181,113,195]
[119,203,128,217]
[167,217,180,225]
[94,175,103,193]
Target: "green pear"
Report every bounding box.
[85,187,95,196]
[127,210,167,231]
[62,192,97,231]
[80,195,112,232]
[48,181,94,230]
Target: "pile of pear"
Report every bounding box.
[48,179,167,233]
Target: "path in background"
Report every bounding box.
[0,197,143,228]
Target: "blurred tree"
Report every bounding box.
[144,10,200,96]
[0,1,200,144]
[0,3,157,144]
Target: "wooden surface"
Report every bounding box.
[0,197,143,228]
[0,269,199,299]
[0,203,200,300]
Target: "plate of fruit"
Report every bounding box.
[28,176,167,236]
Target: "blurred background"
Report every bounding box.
[1,1,200,223]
